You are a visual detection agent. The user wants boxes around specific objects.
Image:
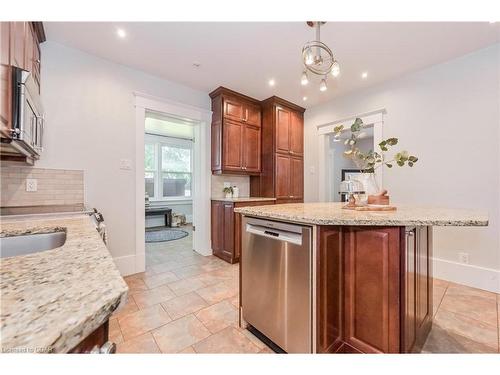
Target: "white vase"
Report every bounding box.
[225,192,232,199]
[358,173,380,203]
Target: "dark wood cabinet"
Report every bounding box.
[1,22,45,161]
[250,96,305,204]
[315,225,433,354]
[211,199,274,263]
[69,319,115,354]
[210,87,261,175]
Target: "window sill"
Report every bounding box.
[149,198,192,206]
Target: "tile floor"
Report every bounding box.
[111,226,500,353]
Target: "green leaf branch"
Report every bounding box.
[333,118,418,173]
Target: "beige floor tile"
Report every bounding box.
[439,291,498,326]
[433,309,498,349]
[117,333,161,353]
[228,295,239,309]
[195,300,238,334]
[112,297,139,320]
[124,277,149,293]
[433,278,449,289]
[168,276,207,296]
[422,324,497,353]
[132,284,176,309]
[196,269,233,286]
[239,329,268,350]
[193,327,260,353]
[142,271,179,289]
[118,304,172,340]
[179,346,196,353]
[433,285,447,316]
[259,346,275,353]
[162,292,209,320]
[446,282,497,300]
[151,261,182,274]
[109,318,124,345]
[196,282,238,305]
[152,314,211,353]
[172,264,207,279]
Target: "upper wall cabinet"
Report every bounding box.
[210,87,262,175]
[250,96,305,204]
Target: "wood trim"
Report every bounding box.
[209,86,260,104]
[260,95,306,113]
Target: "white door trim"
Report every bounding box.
[134,93,212,274]
[317,108,386,202]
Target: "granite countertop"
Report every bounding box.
[0,213,128,353]
[211,197,277,203]
[234,202,488,227]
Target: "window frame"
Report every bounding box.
[145,133,193,202]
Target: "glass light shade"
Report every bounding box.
[301,71,309,85]
[331,61,340,77]
[319,78,327,92]
[304,50,314,66]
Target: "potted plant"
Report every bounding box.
[333,117,418,204]
[223,186,234,199]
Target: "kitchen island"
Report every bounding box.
[235,202,488,354]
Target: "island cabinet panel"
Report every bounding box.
[210,87,262,175]
[401,226,433,353]
[316,226,343,353]
[343,227,401,354]
[69,320,110,353]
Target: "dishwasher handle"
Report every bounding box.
[246,223,303,246]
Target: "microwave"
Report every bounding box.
[4,67,44,159]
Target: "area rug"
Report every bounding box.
[145,228,189,243]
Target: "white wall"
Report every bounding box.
[38,42,210,273]
[305,45,500,291]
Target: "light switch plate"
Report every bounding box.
[120,159,132,170]
[26,178,37,192]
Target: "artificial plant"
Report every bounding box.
[333,117,418,173]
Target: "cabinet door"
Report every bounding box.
[343,227,400,353]
[243,125,261,173]
[403,227,417,352]
[1,22,11,136]
[222,120,243,171]
[289,111,304,156]
[290,156,303,200]
[211,201,224,254]
[244,102,261,127]
[222,203,235,260]
[223,97,244,122]
[10,22,25,69]
[275,106,290,154]
[275,154,290,199]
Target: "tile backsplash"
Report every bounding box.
[211,175,250,198]
[1,165,84,207]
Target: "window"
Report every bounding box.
[145,135,193,201]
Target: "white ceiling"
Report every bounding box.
[44,22,499,108]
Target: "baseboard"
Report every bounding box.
[433,257,500,294]
[113,254,143,277]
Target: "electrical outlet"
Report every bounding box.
[458,252,469,264]
[26,178,37,192]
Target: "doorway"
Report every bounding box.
[134,93,212,276]
[144,112,195,267]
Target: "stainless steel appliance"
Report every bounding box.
[241,217,312,353]
[1,67,44,159]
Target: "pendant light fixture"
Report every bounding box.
[301,22,340,92]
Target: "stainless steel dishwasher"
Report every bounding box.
[241,216,312,353]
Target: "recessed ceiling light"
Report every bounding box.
[302,96,308,101]
[116,28,127,39]
[192,62,201,68]
[361,72,368,79]
[268,79,275,87]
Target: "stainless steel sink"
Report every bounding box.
[0,231,67,258]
